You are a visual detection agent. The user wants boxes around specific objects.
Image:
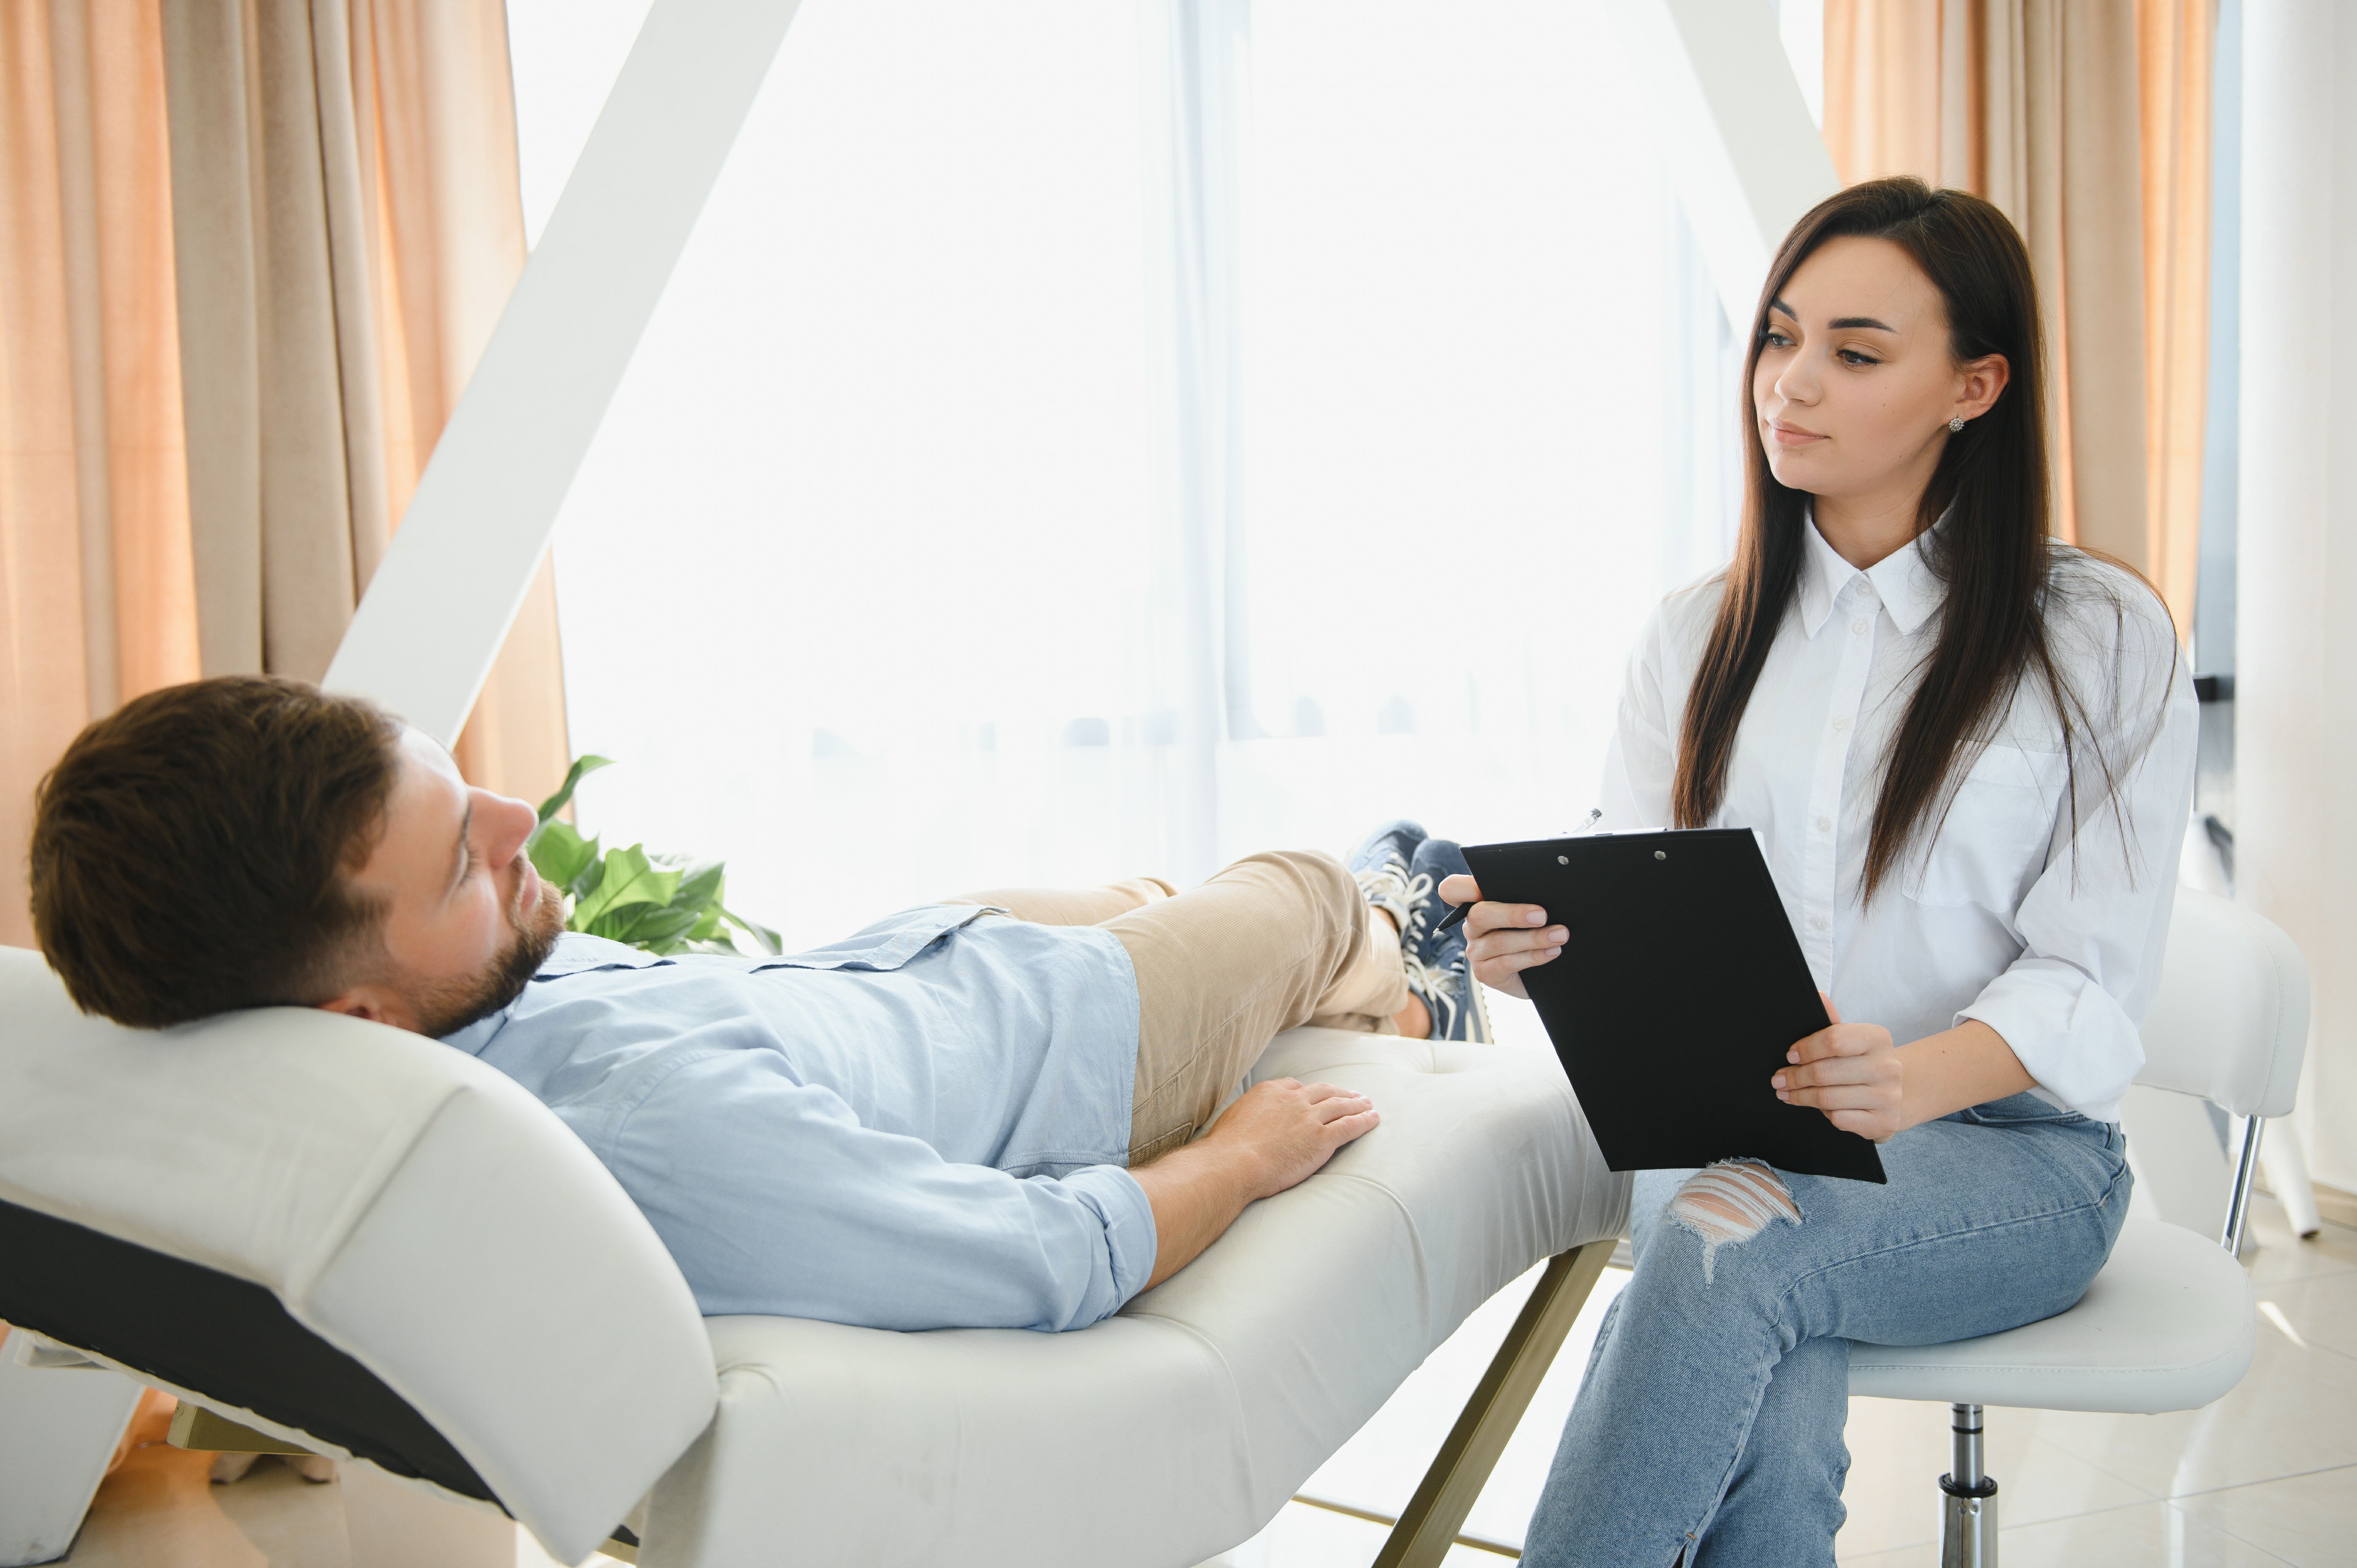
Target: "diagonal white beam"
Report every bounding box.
[324,0,804,744]
[1607,0,1840,334]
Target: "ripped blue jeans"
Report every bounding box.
[1522,1093,2131,1568]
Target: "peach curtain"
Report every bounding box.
[2137,0,2212,641]
[1821,0,2212,639]
[2,0,568,947]
[160,0,568,792]
[1,1,200,950]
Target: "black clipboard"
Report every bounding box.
[1464,829,1887,1183]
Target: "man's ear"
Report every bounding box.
[316,986,410,1032]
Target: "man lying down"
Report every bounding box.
[29,676,1492,1334]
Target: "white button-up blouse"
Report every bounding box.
[1595,519,2199,1122]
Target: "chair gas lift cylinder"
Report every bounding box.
[1939,1400,1997,1567]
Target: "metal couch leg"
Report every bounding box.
[1939,1402,1998,1567]
[1372,1239,1617,1568]
[166,1402,316,1457]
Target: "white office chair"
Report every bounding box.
[1847,888,2309,1566]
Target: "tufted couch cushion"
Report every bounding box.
[641,1027,1626,1568]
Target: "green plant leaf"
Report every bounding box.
[534,755,615,825]
[671,856,724,906]
[530,754,781,958]
[721,904,784,956]
[572,844,680,928]
[668,867,725,937]
[594,902,702,950]
[528,819,600,891]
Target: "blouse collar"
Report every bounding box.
[1795,503,1946,639]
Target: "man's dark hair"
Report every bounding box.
[29,676,405,1027]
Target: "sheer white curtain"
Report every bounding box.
[1217,0,1683,859]
[513,0,1730,950]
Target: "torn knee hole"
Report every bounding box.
[1669,1161,1800,1282]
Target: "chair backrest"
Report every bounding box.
[2137,887,2309,1118]
[0,947,717,1564]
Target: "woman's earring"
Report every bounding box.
[1949,416,1966,433]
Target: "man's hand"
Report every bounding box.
[1772,993,1903,1142]
[1436,873,1564,1000]
[1129,1079,1377,1290]
[1207,1078,1379,1199]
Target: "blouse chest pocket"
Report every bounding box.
[1906,743,2066,912]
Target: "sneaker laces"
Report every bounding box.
[1399,946,1465,1038]
[1354,864,1434,944]
[1401,947,1457,999]
[1361,861,1489,1041]
[1403,940,1496,1043]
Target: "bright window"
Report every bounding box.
[512,0,1732,950]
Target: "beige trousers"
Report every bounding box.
[952,851,1411,1165]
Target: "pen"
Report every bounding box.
[1433,808,1602,934]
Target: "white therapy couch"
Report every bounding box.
[0,945,1628,1567]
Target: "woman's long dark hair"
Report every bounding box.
[1673,177,2131,902]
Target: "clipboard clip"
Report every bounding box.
[1435,809,1601,933]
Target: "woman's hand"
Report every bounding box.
[1436,874,1566,1001]
[1773,993,1904,1142]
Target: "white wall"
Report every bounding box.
[2236,0,2357,1192]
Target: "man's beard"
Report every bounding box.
[412,876,567,1039]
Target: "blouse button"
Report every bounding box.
[1851,618,1870,634]
[1832,715,1849,731]
[1817,816,1832,832]
[1811,915,1830,931]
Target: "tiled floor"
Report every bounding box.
[51,1403,619,1568]
[48,1195,2355,1566]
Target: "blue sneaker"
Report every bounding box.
[1404,837,1493,1042]
[1347,819,1430,942]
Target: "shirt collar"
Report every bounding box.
[434,933,659,1054]
[1796,505,1946,638]
[436,1004,512,1057]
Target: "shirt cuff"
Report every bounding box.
[1957,960,2147,1123]
[1061,1164,1159,1311]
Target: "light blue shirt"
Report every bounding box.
[437,906,1156,1332]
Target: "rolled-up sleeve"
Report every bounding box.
[1956,611,2200,1121]
[606,1047,1156,1332]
